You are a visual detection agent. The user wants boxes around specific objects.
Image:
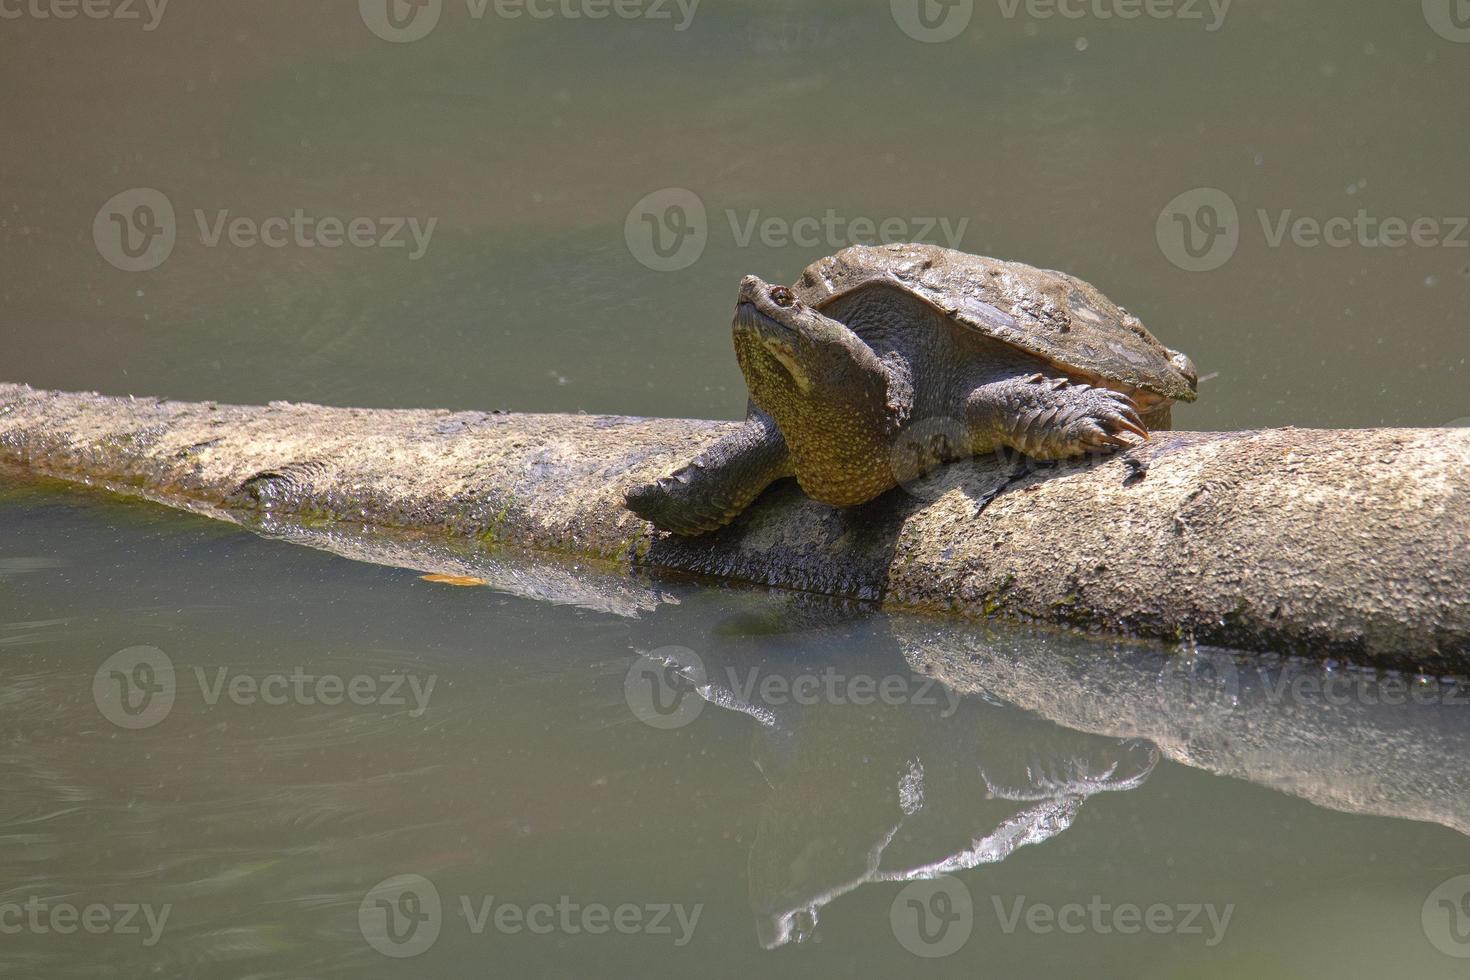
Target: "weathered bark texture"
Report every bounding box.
[1,383,1466,670]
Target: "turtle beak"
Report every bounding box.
[738,275,766,303]
[734,276,770,327]
[1168,349,1199,396]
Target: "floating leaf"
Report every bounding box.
[419,573,489,587]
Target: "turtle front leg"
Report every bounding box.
[625,409,793,536]
[967,373,1148,461]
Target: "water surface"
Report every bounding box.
[1,484,1467,977]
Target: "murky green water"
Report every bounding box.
[3,0,1469,976]
[3,485,1468,978]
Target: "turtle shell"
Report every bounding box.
[792,243,1196,402]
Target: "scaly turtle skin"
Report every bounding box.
[627,243,1198,536]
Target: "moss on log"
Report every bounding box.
[1,383,1465,670]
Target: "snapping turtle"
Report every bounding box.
[626,243,1197,536]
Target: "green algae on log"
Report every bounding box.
[0,382,1466,671]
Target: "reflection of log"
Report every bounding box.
[900,622,1470,838]
[2,382,1467,670]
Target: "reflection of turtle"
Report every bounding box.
[714,655,1158,949]
[626,243,1198,535]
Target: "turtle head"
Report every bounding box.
[733,275,892,409]
[732,275,899,505]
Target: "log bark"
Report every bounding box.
[1,382,1466,671]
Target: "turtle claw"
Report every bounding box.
[1088,430,1133,450]
[1095,393,1150,442]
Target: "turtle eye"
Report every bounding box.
[769,286,796,308]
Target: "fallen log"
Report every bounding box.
[1,382,1466,671]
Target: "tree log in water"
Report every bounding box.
[0,382,1465,671]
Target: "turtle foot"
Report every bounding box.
[992,375,1149,461]
[625,464,741,537]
